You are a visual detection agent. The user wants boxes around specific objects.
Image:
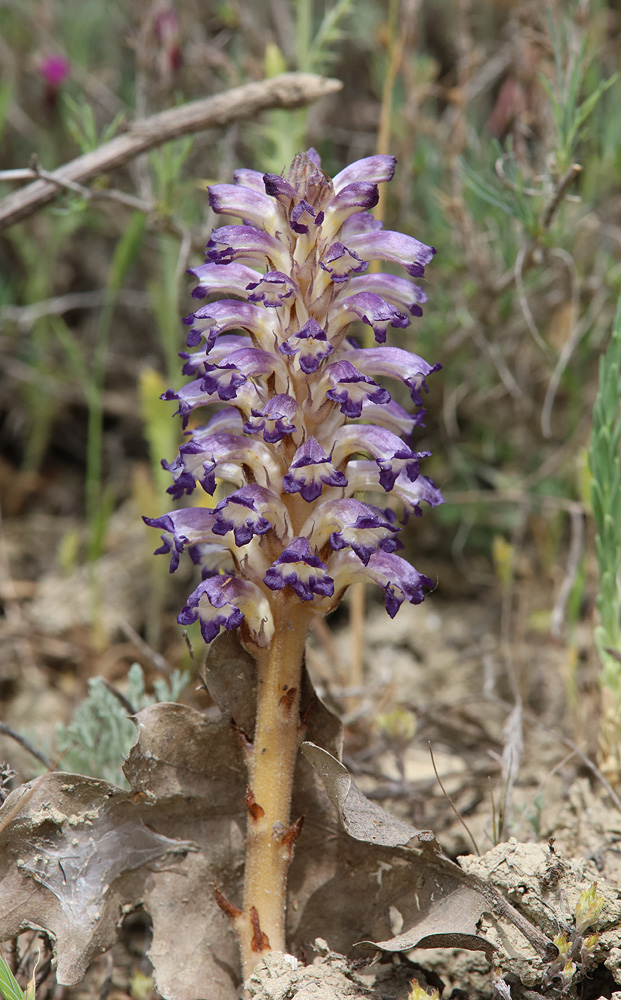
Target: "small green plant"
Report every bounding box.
[52,211,147,578]
[408,978,439,1000]
[543,882,606,991]
[257,0,354,171]
[0,952,35,1000]
[56,663,188,786]
[541,5,618,176]
[589,295,621,782]
[63,94,125,154]
[148,136,194,216]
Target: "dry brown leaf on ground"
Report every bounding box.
[299,743,553,962]
[0,705,248,1000]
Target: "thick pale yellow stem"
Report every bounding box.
[236,594,312,982]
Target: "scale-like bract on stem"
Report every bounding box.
[146,149,443,645]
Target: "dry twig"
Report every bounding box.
[0,724,53,771]
[0,73,342,231]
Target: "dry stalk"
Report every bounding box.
[0,73,342,231]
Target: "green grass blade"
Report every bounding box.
[0,955,26,1000]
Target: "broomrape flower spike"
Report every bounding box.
[145,149,443,982]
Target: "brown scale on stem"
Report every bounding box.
[299,687,318,731]
[250,906,270,953]
[230,718,253,752]
[278,686,297,712]
[214,886,242,921]
[281,815,305,852]
[244,787,266,821]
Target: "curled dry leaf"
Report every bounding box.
[298,743,553,960]
[0,707,247,1000]
[0,773,197,985]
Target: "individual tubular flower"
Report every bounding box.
[178,575,274,646]
[149,147,442,646]
[279,318,334,372]
[328,549,434,617]
[282,437,348,502]
[264,537,334,601]
[243,394,299,443]
[323,360,391,418]
[299,498,400,565]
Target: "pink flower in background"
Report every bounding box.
[39,55,71,89]
[153,7,182,79]
[38,55,70,111]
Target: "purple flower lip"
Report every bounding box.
[279,318,334,373]
[200,346,287,401]
[262,173,300,202]
[323,360,391,418]
[164,429,283,498]
[282,437,348,502]
[300,497,400,566]
[180,336,253,377]
[244,394,298,443]
[319,242,370,283]
[264,537,334,601]
[143,507,224,572]
[161,377,262,427]
[212,493,271,546]
[347,272,427,317]
[332,425,428,491]
[345,462,444,517]
[290,198,324,234]
[328,550,434,617]
[200,365,247,401]
[330,291,410,344]
[179,574,274,645]
[246,271,298,307]
[184,300,276,351]
[212,483,288,544]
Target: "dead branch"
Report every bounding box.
[0,72,342,231]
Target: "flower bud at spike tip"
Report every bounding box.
[146,150,443,648]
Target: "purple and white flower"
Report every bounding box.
[179,574,274,646]
[279,318,334,373]
[147,149,442,645]
[282,437,348,502]
[264,538,334,601]
[243,394,299,443]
